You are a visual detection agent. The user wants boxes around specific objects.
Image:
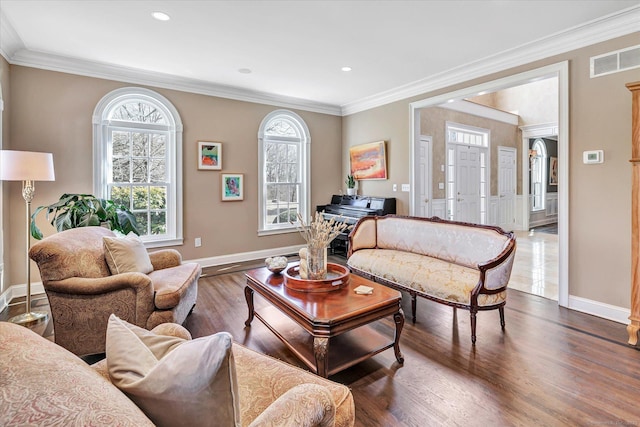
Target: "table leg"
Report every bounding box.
[393,309,405,364]
[313,337,329,378]
[244,286,255,327]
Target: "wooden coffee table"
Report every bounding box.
[244,266,404,378]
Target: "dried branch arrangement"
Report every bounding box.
[292,212,351,248]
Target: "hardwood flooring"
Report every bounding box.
[4,257,640,426]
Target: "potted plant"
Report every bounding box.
[345,175,357,196]
[30,193,140,240]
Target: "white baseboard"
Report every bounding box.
[186,244,304,269]
[568,295,630,325]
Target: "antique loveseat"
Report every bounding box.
[347,215,516,343]
[0,319,355,426]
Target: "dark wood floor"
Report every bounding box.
[4,258,640,426]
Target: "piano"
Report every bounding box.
[317,195,396,255]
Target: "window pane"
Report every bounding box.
[133,186,149,210]
[288,164,298,182]
[149,186,167,210]
[266,142,277,162]
[111,102,167,124]
[278,164,287,182]
[134,212,148,236]
[132,159,148,183]
[150,134,166,157]
[266,163,276,183]
[113,158,130,182]
[113,131,130,157]
[111,186,131,208]
[267,185,277,201]
[150,211,166,235]
[287,144,298,162]
[150,159,166,182]
[265,119,297,137]
[132,133,149,157]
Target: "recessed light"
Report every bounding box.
[238,68,252,74]
[152,12,171,21]
[341,66,352,72]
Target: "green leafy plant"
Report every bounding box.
[345,175,356,189]
[30,193,140,240]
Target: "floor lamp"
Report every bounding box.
[0,150,55,327]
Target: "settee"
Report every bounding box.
[0,321,355,427]
[347,215,516,343]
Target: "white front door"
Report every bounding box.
[456,145,481,223]
[498,146,517,230]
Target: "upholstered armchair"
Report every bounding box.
[29,226,200,357]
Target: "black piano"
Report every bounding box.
[317,195,396,255]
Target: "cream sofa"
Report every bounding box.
[347,215,516,344]
[0,321,355,427]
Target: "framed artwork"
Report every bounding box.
[549,156,558,185]
[222,173,243,201]
[198,141,222,170]
[349,140,388,180]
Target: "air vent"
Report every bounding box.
[591,45,640,78]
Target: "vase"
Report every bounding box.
[307,244,327,280]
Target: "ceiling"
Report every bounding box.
[1,1,639,115]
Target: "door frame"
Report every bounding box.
[417,135,433,217]
[409,61,569,308]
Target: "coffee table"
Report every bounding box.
[244,265,404,378]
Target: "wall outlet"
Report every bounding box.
[393,184,397,192]
[401,184,410,192]
[195,237,202,247]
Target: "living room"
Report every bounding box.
[2,1,640,426]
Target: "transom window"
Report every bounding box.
[258,110,310,235]
[93,88,183,247]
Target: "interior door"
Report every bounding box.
[498,146,517,229]
[418,136,432,217]
[456,145,481,223]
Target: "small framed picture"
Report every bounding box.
[198,141,222,170]
[221,173,243,201]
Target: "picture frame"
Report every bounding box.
[549,156,558,185]
[221,173,243,201]
[198,141,222,170]
[349,140,388,180]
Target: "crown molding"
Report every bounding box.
[340,5,640,116]
[0,10,23,61]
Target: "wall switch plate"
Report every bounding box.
[439,182,444,190]
[393,184,397,191]
[195,237,202,247]
[441,164,445,172]
[401,184,410,192]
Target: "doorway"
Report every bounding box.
[409,62,568,307]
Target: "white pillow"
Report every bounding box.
[103,232,153,274]
[106,315,241,427]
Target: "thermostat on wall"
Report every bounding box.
[583,150,604,164]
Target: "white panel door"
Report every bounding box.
[456,145,481,223]
[498,147,517,230]
[418,136,432,217]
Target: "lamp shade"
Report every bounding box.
[0,150,55,181]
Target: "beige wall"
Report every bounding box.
[343,32,640,309]
[3,66,342,285]
[420,107,520,198]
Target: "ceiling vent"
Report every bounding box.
[591,44,640,78]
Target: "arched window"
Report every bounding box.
[530,138,547,212]
[258,110,310,235]
[93,88,183,247]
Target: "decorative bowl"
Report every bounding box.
[283,263,350,293]
[265,256,288,274]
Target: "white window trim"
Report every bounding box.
[92,87,183,247]
[257,109,310,236]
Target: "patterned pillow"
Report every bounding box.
[105,315,241,427]
[103,232,153,274]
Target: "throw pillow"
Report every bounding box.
[103,232,153,275]
[106,315,241,427]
